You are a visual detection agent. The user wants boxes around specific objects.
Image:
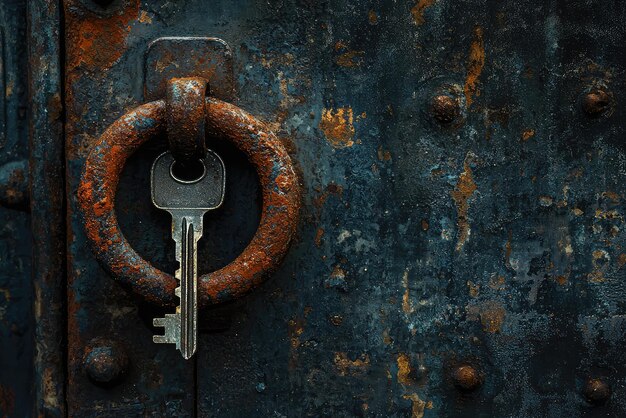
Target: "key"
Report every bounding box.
[150,150,225,359]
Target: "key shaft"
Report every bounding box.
[150,150,225,360]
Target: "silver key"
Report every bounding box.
[150,150,225,359]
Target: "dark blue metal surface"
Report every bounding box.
[0,0,624,416]
[0,1,33,417]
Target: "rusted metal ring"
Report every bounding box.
[166,77,208,164]
[77,98,300,308]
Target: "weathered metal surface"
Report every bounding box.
[166,77,208,164]
[77,97,300,307]
[0,1,34,417]
[27,0,66,416]
[0,159,29,211]
[144,37,234,102]
[60,0,626,417]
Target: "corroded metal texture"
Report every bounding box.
[77,98,300,307]
[166,77,208,164]
[0,159,29,211]
[0,1,35,417]
[27,1,66,416]
[62,0,626,417]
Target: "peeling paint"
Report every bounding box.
[319,107,356,148]
[451,153,477,251]
[411,0,437,26]
[334,352,370,376]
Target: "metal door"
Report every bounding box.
[1,0,625,417]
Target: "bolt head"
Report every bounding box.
[582,90,611,118]
[453,365,481,392]
[84,340,129,385]
[583,378,611,405]
[431,95,459,124]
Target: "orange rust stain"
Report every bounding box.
[334,352,370,376]
[402,393,430,418]
[488,275,506,290]
[319,107,356,148]
[521,128,535,142]
[65,1,140,71]
[451,154,477,251]
[397,353,414,385]
[383,328,393,344]
[467,281,480,298]
[402,270,414,314]
[602,191,621,202]
[138,10,152,24]
[464,27,485,107]
[368,10,379,25]
[555,275,568,286]
[336,49,365,67]
[618,253,626,268]
[288,316,305,369]
[479,301,506,333]
[314,227,325,247]
[411,0,437,25]
[377,146,392,161]
[289,318,304,348]
[314,183,344,209]
[588,250,609,282]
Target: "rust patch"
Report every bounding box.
[411,0,436,25]
[65,1,140,71]
[314,227,325,247]
[464,27,485,107]
[451,153,477,251]
[397,353,415,385]
[377,146,392,161]
[335,42,365,67]
[467,281,480,297]
[471,301,506,333]
[618,253,626,268]
[329,314,343,326]
[288,317,305,349]
[402,269,414,314]
[319,107,356,148]
[368,10,379,25]
[314,183,344,209]
[402,393,429,418]
[521,128,535,142]
[555,275,568,285]
[334,352,370,376]
[588,249,610,282]
[138,10,152,24]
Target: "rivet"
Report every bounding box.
[453,365,482,392]
[583,378,611,405]
[84,340,129,385]
[582,90,611,118]
[431,95,459,124]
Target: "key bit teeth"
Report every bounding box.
[153,317,166,327]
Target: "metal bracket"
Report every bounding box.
[144,37,234,102]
